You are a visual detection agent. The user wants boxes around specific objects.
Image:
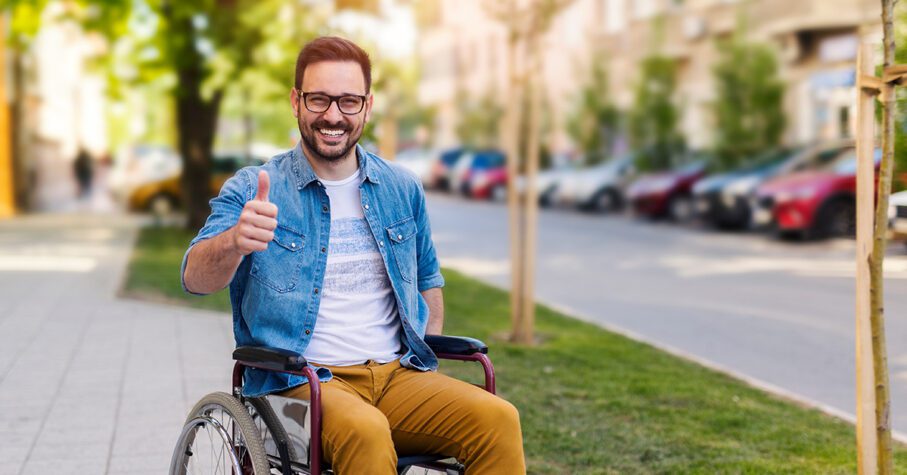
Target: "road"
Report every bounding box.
[425,192,907,436]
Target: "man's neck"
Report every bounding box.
[301,142,359,181]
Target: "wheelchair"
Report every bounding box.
[170,335,495,475]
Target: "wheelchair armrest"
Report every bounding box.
[233,346,307,372]
[424,335,488,355]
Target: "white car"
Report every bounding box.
[888,190,907,243]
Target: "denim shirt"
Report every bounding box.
[181,144,445,397]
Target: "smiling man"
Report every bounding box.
[180,36,525,474]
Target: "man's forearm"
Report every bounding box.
[422,287,444,335]
[183,228,244,294]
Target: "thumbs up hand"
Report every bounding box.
[231,170,279,256]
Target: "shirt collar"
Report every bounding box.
[291,142,381,189]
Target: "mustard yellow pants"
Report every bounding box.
[280,359,526,475]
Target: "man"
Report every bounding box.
[181,36,525,474]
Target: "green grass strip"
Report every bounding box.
[124,226,907,474]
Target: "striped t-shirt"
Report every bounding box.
[303,169,403,366]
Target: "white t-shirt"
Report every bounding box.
[303,169,403,366]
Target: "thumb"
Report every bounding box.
[255,170,270,202]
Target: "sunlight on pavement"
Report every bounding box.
[442,257,509,277]
[0,254,97,272]
[655,255,907,279]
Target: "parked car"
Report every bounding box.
[746,141,856,229]
[753,148,881,239]
[692,149,796,229]
[888,190,907,244]
[126,151,267,215]
[427,147,466,190]
[393,148,436,186]
[450,149,505,197]
[626,158,709,220]
[467,151,508,200]
[553,154,637,211]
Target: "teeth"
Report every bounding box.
[319,129,345,137]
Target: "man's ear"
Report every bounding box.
[364,94,375,122]
[289,89,299,117]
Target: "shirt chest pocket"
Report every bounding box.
[249,224,305,293]
[386,216,417,283]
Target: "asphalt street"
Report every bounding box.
[425,192,907,437]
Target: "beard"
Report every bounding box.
[298,116,363,163]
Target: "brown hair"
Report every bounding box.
[294,36,372,93]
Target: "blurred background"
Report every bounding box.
[3,0,907,472]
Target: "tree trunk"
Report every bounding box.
[870,1,895,471]
[168,15,223,231]
[175,69,222,231]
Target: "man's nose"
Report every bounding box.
[323,100,344,122]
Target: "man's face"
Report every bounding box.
[292,61,372,163]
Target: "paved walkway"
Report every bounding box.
[0,214,233,475]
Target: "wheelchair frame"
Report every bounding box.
[215,335,494,475]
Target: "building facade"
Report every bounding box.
[416,0,882,155]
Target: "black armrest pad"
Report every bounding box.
[424,335,488,355]
[233,346,307,371]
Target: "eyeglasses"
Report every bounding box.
[297,90,368,115]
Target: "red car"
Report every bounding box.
[753,148,881,238]
[626,160,708,220]
[469,165,508,201]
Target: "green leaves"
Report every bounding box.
[629,55,684,172]
[710,37,785,171]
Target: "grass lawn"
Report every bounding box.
[125,226,907,474]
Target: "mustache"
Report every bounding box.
[311,120,351,131]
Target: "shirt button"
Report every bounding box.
[321,247,326,253]
[290,243,296,248]
[322,206,328,212]
[305,329,311,335]
[364,204,370,210]
[379,241,384,247]
[314,288,319,294]
[397,234,403,240]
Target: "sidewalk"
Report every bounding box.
[0,213,233,475]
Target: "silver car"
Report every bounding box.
[553,154,637,211]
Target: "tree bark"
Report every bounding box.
[870,1,895,472]
[168,15,223,231]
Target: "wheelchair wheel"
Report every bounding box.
[246,397,298,469]
[170,392,270,475]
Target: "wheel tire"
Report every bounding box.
[490,184,507,202]
[170,392,270,475]
[668,195,693,222]
[246,397,299,470]
[816,198,856,239]
[591,189,620,212]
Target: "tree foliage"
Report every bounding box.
[629,54,684,172]
[455,90,503,150]
[711,37,785,171]
[567,61,618,165]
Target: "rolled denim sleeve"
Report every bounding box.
[180,168,253,295]
[413,181,445,292]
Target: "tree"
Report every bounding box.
[567,61,618,165]
[485,0,574,345]
[455,90,503,150]
[711,37,785,171]
[628,54,683,172]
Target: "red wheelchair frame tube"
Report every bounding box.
[436,352,496,394]
[232,362,323,475]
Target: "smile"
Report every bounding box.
[318,128,346,138]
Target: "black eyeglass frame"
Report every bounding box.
[296,89,369,115]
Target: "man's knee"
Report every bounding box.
[474,396,522,437]
[324,402,395,456]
